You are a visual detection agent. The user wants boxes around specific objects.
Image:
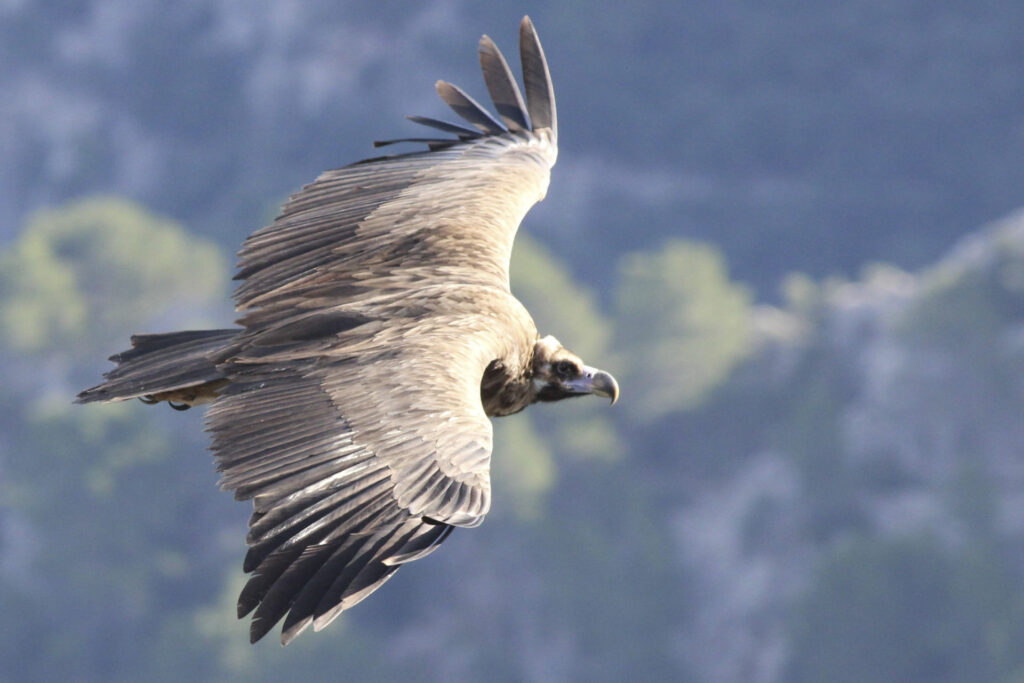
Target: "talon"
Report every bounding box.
[168,401,191,411]
[139,395,158,405]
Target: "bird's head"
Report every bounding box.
[530,335,619,405]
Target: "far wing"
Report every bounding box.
[232,17,557,329]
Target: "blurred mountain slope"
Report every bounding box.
[2,198,1023,681]
[3,1,1023,293]
[665,210,1024,681]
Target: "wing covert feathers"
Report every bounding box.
[231,16,557,316]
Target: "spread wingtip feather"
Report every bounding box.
[478,34,530,131]
[519,16,557,138]
[400,15,554,150]
[435,80,506,135]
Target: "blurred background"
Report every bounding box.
[2,1,1024,681]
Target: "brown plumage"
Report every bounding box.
[77,16,618,645]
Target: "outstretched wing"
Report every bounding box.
[209,306,518,644]
[207,17,553,644]
[232,17,557,330]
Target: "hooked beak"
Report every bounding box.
[566,366,620,405]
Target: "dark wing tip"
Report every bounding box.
[478,34,530,131]
[403,17,555,151]
[435,80,507,135]
[405,115,481,139]
[280,618,311,646]
[372,137,459,151]
[249,617,272,644]
[519,15,557,138]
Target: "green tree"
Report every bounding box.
[510,231,614,363]
[0,197,227,359]
[614,239,753,419]
[0,198,234,681]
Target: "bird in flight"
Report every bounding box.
[79,16,618,645]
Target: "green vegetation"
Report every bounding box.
[5,197,1024,681]
[4,2,1024,679]
[0,198,226,357]
[615,240,753,419]
[0,200,231,681]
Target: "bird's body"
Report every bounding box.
[79,17,617,645]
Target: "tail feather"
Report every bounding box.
[77,328,236,405]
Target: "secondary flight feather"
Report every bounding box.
[78,16,618,645]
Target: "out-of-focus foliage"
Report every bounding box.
[0,198,227,357]
[511,232,612,363]
[7,2,1023,293]
[0,198,689,681]
[785,534,1024,683]
[4,194,1024,681]
[0,400,217,681]
[615,240,753,419]
[491,416,556,521]
[2,0,1024,676]
[0,199,237,682]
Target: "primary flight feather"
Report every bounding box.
[78,16,618,645]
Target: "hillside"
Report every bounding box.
[1,200,1022,681]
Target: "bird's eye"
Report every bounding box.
[554,360,576,378]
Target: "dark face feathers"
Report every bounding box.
[530,335,619,405]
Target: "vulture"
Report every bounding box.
[78,16,618,645]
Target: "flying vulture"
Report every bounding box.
[78,16,618,645]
